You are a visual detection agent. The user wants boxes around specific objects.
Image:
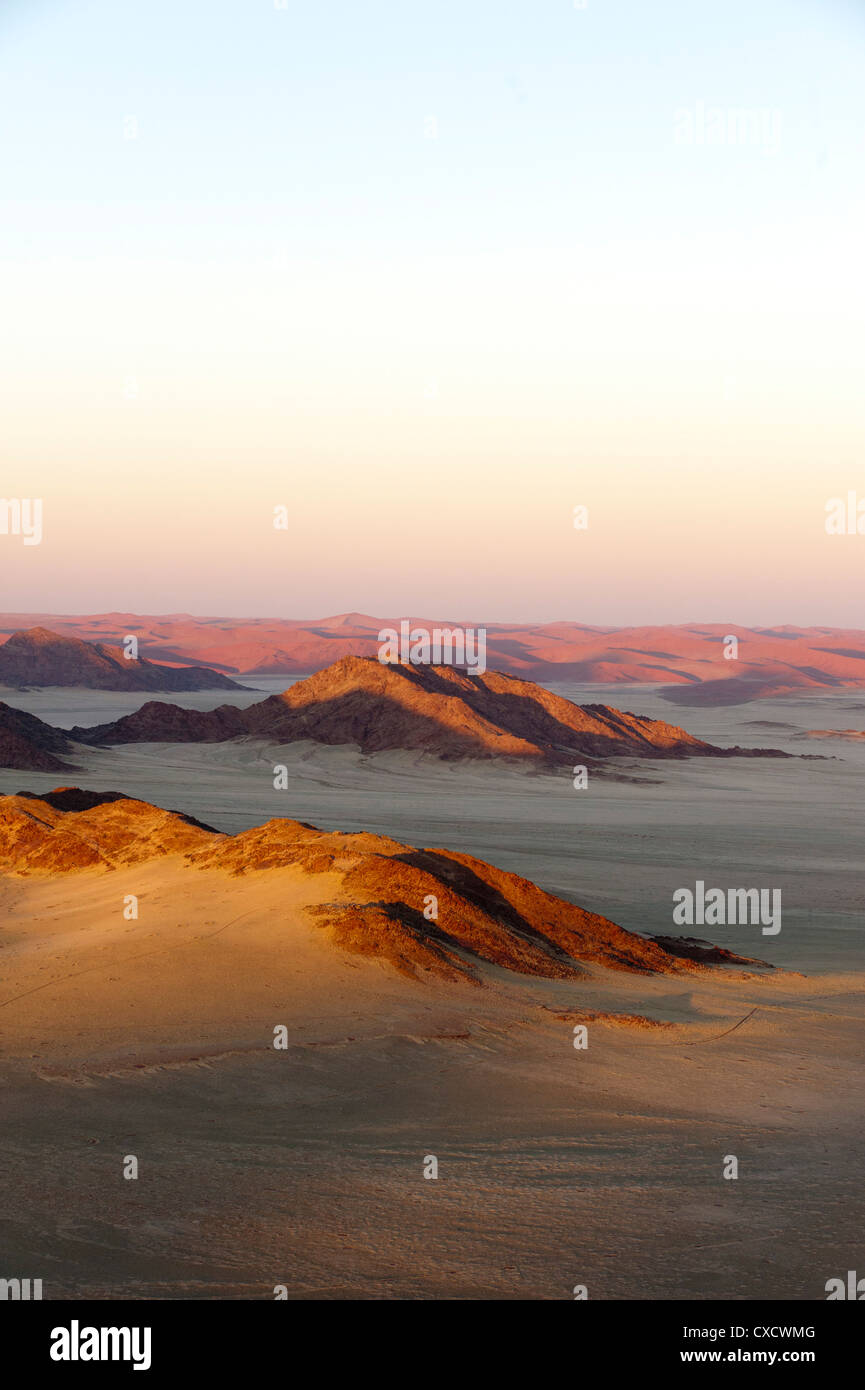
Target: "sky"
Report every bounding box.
[1,0,864,623]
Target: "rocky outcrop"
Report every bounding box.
[0,628,247,692]
[0,787,772,983]
[0,704,80,772]
[72,656,785,765]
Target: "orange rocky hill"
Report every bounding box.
[0,788,766,983]
[72,656,787,766]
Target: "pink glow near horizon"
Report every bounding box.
[2,457,863,624]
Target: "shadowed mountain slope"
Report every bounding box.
[0,703,80,772]
[0,627,247,692]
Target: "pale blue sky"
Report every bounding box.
[2,0,862,261]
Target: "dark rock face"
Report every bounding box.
[0,703,80,772]
[649,935,773,968]
[74,699,248,746]
[0,628,247,692]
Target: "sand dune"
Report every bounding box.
[1,810,860,1300]
[799,728,865,741]
[0,787,766,985]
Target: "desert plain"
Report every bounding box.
[0,679,863,1299]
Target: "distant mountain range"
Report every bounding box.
[0,787,767,980]
[2,612,864,703]
[71,656,785,766]
[0,627,247,692]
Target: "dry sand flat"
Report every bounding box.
[0,687,862,1300]
[1,823,863,1299]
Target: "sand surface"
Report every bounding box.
[1,682,862,1299]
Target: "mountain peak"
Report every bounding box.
[73,654,787,765]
